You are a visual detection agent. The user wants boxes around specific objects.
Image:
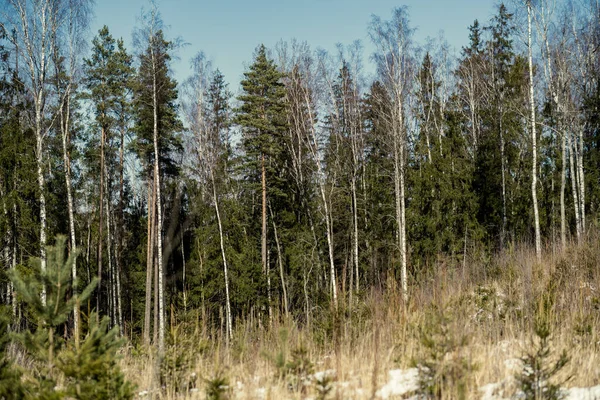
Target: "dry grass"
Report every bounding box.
[122,238,600,399]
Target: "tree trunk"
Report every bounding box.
[36,104,48,306]
[261,153,267,276]
[351,177,359,294]
[117,123,126,335]
[568,130,581,242]
[143,174,155,345]
[152,54,165,355]
[97,125,106,313]
[393,102,408,301]
[561,131,567,250]
[528,1,542,262]
[577,127,585,236]
[212,173,233,341]
[301,82,336,307]
[61,93,79,342]
[269,204,289,317]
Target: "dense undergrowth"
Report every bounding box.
[116,237,600,399]
[3,237,600,399]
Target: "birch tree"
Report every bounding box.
[526,0,542,261]
[51,0,92,341]
[369,7,414,300]
[1,0,68,305]
[183,53,234,341]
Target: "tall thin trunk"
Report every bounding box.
[399,134,407,300]
[11,203,16,318]
[561,132,567,250]
[117,123,125,335]
[577,128,585,235]
[151,52,165,355]
[393,100,408,301]
[153,233,158,344]
[212,173,232,341]
[568,130,581,242]
[500,110,507,247]
[528,1,542,262]
[181,223,187,311]
[269,204,288,317]
[86,215,91,285]
[97,125,106,313]
[36,107,47,306]
[261,153,267,276]
[143,175,155,345]
[61,95,79,342]
[301,81,336,307]
[351,177,359,294]
[104,174,116,328]
[1,184,11,308]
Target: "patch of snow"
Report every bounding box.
[254,387,266,399]
[563,386,600,400]
[480,382,600,400]
[480,382,509,400]
[503,358,520,371]
[376,368,419,399]
[310,369,336,382]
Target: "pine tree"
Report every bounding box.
[58,313,135,400]
[473,4,529,247]
[9,236,97,398]
[83,26,122,316]
[363,81,395,285]
[133,24,183,352]
[235,44,289,315]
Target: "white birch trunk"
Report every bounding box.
[561,132,567,250]
[567,130,582,242]
[269,204,289,316]
[211,173,233,341]
[577,128,585,235]
[528,1,542,261]
[152,50,165,354]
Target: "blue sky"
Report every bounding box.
[91,0,499,92]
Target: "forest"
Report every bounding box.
[0,0,599,398]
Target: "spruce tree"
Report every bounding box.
[58,313,134,400]
[235,44,289,314]
[133,26,182,351]
[9,236,133,399]
[9,236,96,398]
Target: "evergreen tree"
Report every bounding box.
[9,236,97,398]
[133,24,183,351]
[58,313,135,399]
[363,81,395,284]
[235,44,289,315]
[473,4,529,247]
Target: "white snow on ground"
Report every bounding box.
[376,368,419,399]
[309,369,336,382]
[480,381,600,400]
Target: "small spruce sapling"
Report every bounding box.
[10,236,96,398]
[58,312,134,399]
[516,318,570,400]
[9,236,133,399]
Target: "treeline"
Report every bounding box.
[0,0,599,353]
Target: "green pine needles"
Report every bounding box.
[516,318,570,400]
[7,235,134,399]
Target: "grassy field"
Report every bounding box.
[122,238,600,399]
